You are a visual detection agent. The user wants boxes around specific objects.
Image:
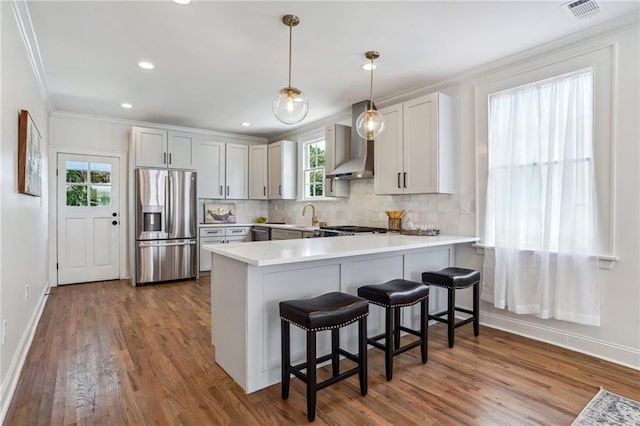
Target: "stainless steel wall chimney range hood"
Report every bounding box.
[325,100,375,180]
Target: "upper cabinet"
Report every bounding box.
[248,145,268,200]
[324,124,350,198]
[193,139,248,200]
[374,92,455,194]
[268,140,297,200]
[133,127,194,169]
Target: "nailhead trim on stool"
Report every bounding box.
[279,292,369,422]
[422,267,480,348]
[357,279,429,381]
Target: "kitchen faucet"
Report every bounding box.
[302,203,318,227]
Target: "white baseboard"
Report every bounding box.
[0,283,50,423]
[480,311,640,370]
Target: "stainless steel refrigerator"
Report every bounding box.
[135,168,197,285]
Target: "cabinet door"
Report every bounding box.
[193,140,225,199]
[135,127,167,168]
[226,143,248,199]
[374,103,404,194]
[248,145,268,199]
[267,143,283,199]
[403,93,438,194]
[168,131,194,169]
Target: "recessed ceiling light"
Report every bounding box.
[172,0,192,4]
[138,61,154,70]
[241,122,251,127]
[361,63,377,71]
[121,103,133,109]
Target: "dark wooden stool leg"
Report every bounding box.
[448,287,455,348]
[331,328,340,377]
[420,298,428,363]
[281,320,290,399]
[473,282,480,337]
[358,316,368,396]
[306,330,317,422]
[385,306,393,381]
[394,307,401,349]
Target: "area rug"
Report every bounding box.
[572,388,640,425]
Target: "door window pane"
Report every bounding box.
[66,161,88,183]
[90,163,111,184]
[66,185,88,206]
[90,186,111,207]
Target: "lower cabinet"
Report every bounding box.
[199,226,250,271]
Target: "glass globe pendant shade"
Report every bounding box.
[356,108,385,140]
[273,86,309,125]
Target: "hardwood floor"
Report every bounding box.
[4,276,639,425]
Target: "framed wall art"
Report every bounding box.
[18,109,43,197]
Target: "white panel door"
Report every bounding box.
[248,145,267,199]
[374,103,404,194]
[57,153,120,284]
[168,131,194,169]
[193,139,225,199]
[226,143,248,199]
[403,93,438,194]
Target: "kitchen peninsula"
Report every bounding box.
[203,234,478,393]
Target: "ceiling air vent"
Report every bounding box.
[562,0,601,20]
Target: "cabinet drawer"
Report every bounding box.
[226,227,250,237]
[200,227,224,237]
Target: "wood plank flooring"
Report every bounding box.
[4,276,639,425]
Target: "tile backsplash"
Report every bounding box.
[268,180,476,236]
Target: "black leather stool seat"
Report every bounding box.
[279,292,369,332]
[280,292,369,421]
[422,267,480,289]
[421,267,481,348]
[357,279,429,381]
[358,279,429,308]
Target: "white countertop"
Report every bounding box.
[203,234,478,266]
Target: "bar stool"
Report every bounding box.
[279,292,369,422]
[357,279,429,381]
[422,267,481,348]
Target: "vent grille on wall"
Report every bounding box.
[562,0,601,19]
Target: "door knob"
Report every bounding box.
[112,220,118,225]
[112,212,117,217]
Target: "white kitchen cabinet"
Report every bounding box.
[199,226,250,271]
[374,92,454,194]
[193,139,226,199]
[270,229,302,240]
[248,145,268,200]
[324,124,350,198]
[225,143,248,199]
[268,141,297,200]
[193,140,248,200]
[133,127,194,169]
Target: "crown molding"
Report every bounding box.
[50,110,268,142]
[377,14,639,108]
[10,0,52,112]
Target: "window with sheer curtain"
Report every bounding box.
[482,68,600,326]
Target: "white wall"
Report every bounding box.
[0,1,51,419]
[269,21,640,368]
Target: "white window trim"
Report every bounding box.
[297,129,332,201]
[475,44,617,265]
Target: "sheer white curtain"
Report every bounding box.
[482,69,600,326]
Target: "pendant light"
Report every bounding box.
[273,14,309,125]
[356,51,385,140]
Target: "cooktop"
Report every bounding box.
[320,225,387,234]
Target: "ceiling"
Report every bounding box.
[26,1,639,138]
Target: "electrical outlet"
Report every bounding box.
[2,320,7,344]
[25,284,29,301]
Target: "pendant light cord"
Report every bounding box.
[288,22,293,89]
[369,57,374,109]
